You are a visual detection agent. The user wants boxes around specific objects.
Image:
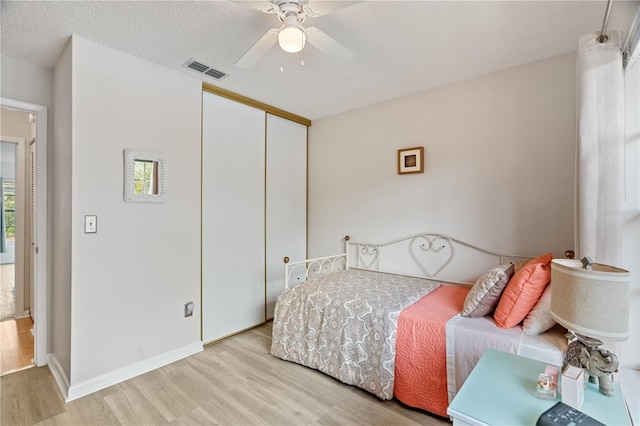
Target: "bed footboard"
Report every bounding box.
[284,253,348,289]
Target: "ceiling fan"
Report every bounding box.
[233,0,360,69]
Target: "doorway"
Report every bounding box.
[0,98,48,373]
[1,151,19,321]
[1,110,35,375]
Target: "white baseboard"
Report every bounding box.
[48,341,203,403]
[15,310,31,320]
[47,353,70,402]
[66,341,203,402]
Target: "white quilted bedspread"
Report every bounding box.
[271,268,441,399]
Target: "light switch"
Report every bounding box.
[85,215,97,233]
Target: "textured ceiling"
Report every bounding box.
[1,0,637,120]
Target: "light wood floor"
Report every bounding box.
[0,321,450,426]
[1,316,34,376]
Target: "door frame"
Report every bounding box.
[1,97,48,367]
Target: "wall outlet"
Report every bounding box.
[184,301,195,317]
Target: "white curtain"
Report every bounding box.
[575,31,625,266]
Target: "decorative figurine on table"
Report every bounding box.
[563,332,619,397]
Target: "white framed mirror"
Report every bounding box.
[123,149,167,203]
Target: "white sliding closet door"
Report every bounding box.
[266,114,307,318]
[202,92,266,343]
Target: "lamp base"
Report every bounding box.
[563,332,619,397]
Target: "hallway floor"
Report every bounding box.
[0,316,34,376]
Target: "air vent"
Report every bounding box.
[183,58,228,80]
[204,68,226,79]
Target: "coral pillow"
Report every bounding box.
[494,253,553,328]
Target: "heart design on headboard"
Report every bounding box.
[358,244,379,270]
[409,235,454,278]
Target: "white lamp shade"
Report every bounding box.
[550,259,630,341]
[278,26,306,53]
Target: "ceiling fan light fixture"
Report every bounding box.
[278,15,306,53]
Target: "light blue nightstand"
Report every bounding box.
[447,349,631,426]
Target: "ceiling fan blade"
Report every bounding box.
[235,28,279,69]
[231,0,278,14]
[305,27,353,63]
[302,1,362,17]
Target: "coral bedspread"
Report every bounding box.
[395,285,470,417]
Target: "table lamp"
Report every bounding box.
[550,258,630,397]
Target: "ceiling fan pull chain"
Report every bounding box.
[280,47,285,72]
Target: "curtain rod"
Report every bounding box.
[597,0,613,44]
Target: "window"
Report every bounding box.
[2,179,15,240]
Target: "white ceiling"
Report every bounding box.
[1,0,637,121]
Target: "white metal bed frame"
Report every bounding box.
[284,233,533,289]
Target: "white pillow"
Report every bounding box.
[523,284,556,335]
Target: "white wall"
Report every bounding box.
[51,41,73,381]
[64,37,203,392]
[1,55,54,108]
[5,38,205,397]
[309,53,576,260]
[4,39,204,395]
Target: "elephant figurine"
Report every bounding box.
[578,346,619,396]
[563,333,619,397]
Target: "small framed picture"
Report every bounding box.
[398,147,424,174]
